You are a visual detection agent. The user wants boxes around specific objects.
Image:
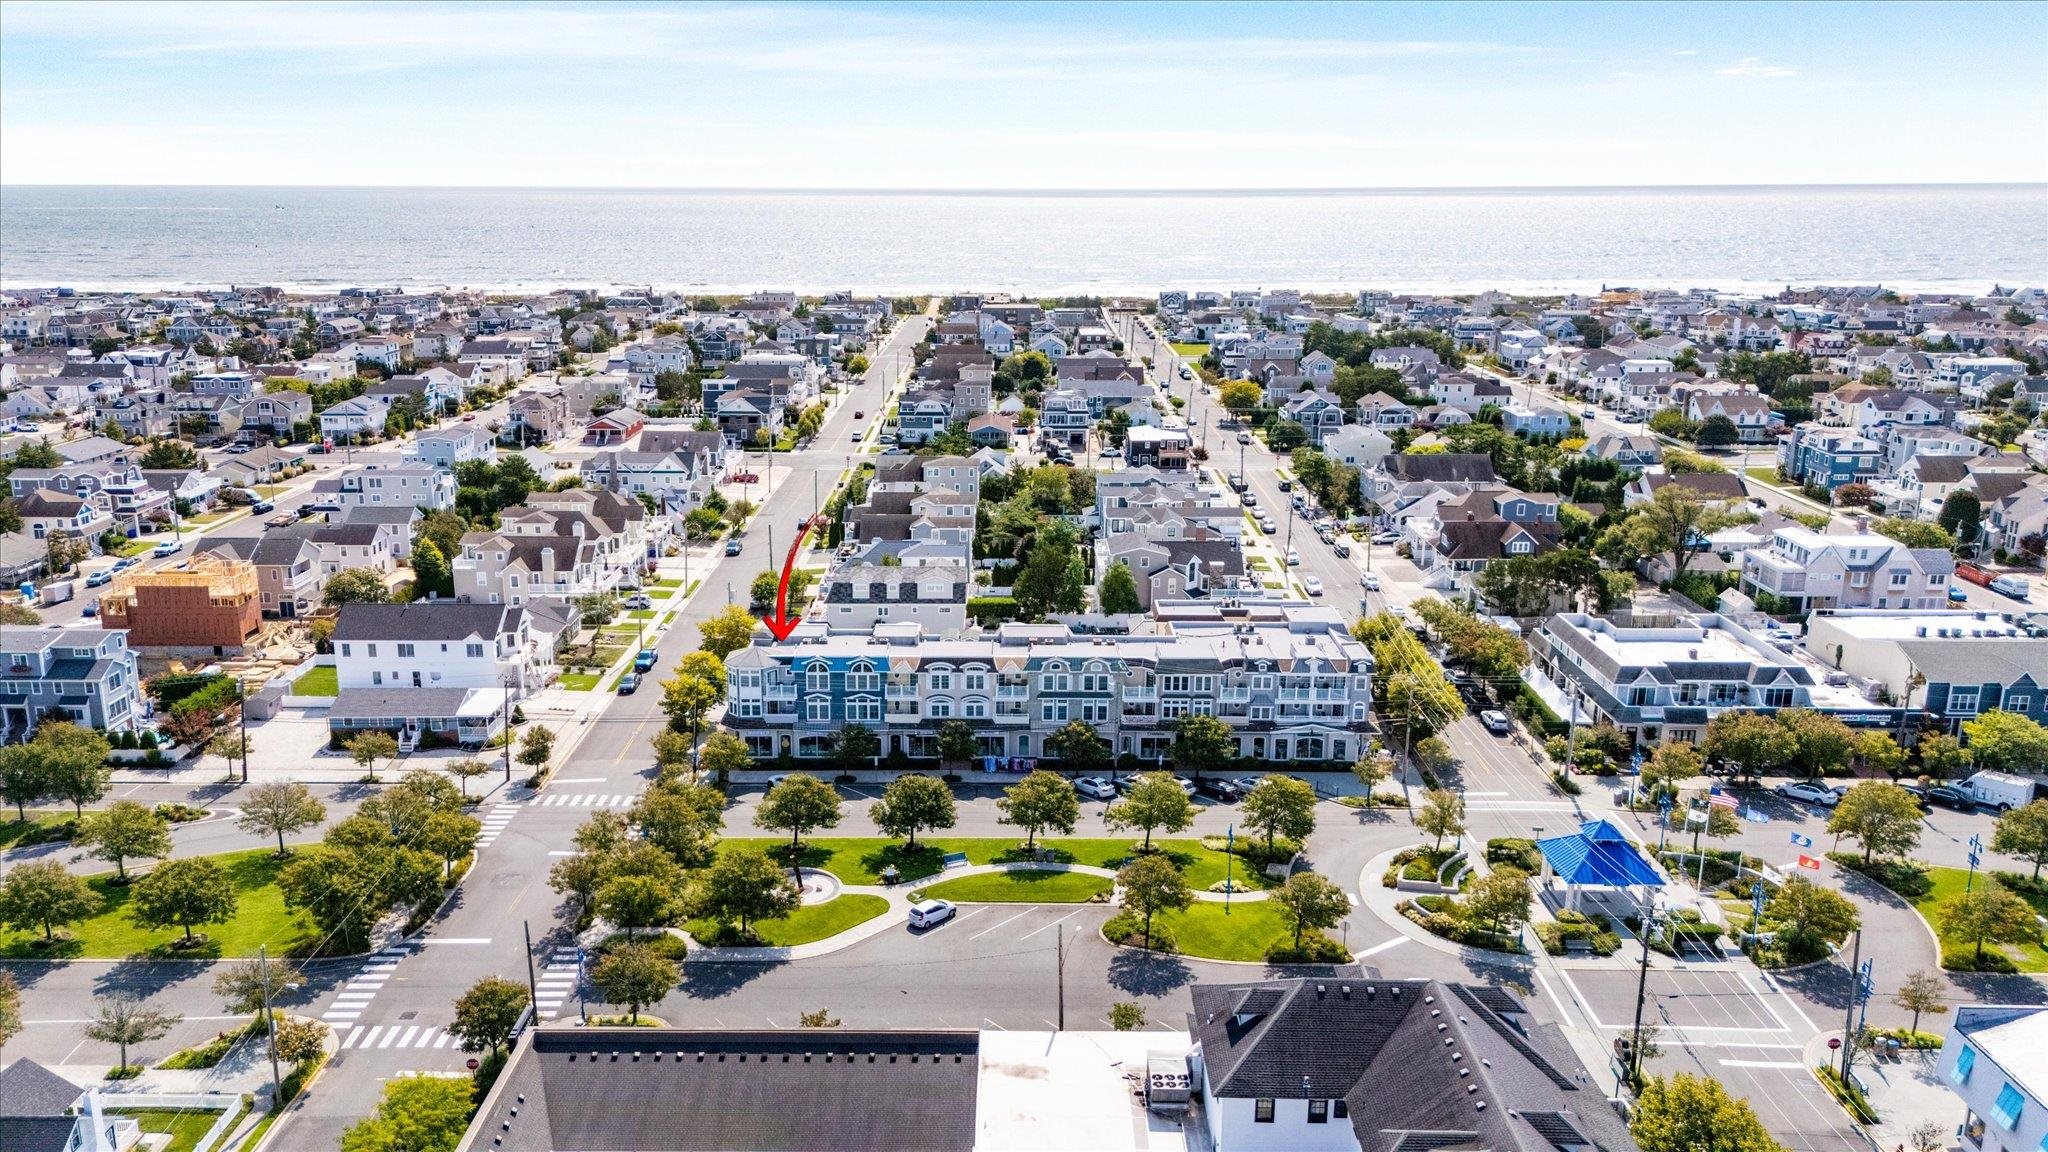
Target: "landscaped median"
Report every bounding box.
[0,848,316,960]
[685,893,889,948]
[709,836,1277,893]
[912,869,1113,904]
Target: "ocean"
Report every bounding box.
[1,184,2042,296]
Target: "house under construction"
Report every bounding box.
[98,554,263,653]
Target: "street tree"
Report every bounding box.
[279,839,440,956]
[0,860,101,942]
[1639,743,1703,803]
[590,943,678,1022]
[1938,490,1983,550]
[1995,800,2048,881]
[1917,732,1972,779]
[1105,772,1195,851]
[651,729,697,783]
[595,871,676,938]
[1779,709,1858,779]
[1464,866,1534,932]
[345,731,398,781]
[1892,969,1949,1036]
[1764,875,1860,959]
[1012,521,1086,619]
[1116,854,1193,951]
[417,809,483,878]
[1272,872,1350,950]
[871,774,957,849]
[516,725,556,780]
[446,757,492,800]
[1099,561,1142,614]
[1351,750,1393,801]
[631,783,724,867]
[76,800,172,882]
[35,722,111,816]
[1169,714,1235,780]
[212,958,304,1016]
[677,651,727,701]
[696,605,759,659]
[997,770,1081,850]
[1240,775,1317,855]
[0,972,20,1049]
[1630,483,1743,587]
[697,731,754,781]
[339,1069,473,1152]
[935,719,980,765]
[206,730,252,778]
[695,846,800,936]
[129,856,238,945]
[1826,782,1924,863]
[1702,712,1794,777]
[754,774,843,877]
[1940,879,2039,967]
[449,976,530,1056]
[829,723,881,772]
[1962,711,2048,774]
[1630,1073,1787,1152]
[1043,720,1109,771]
[0,744,49,821]
[1108,1002,1146,1031]
[237,781,327,856]
[85,997,182,1075]
[1417,788,1466,851]
[659,671,720,746]
[1219,379,1264,416]
[1855,731,1908,777]
[1413,736,1456,779]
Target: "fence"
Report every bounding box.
[102,1090,244,1152]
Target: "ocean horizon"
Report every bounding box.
[4,182,2043,296]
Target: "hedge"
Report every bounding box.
[968,597,1019,627]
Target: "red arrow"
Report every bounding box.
[760,517,817,641]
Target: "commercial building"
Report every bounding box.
[723,601,1374,765]
[1940,1005,2048,1152]
[1802,609,2048,730]
[0,625,143,742]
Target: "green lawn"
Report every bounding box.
[1170,343,1210,360]
[687,893,888,947]
[624,609,658,621]
[1745,467,1784,486]
[1149,899,1303,962]
[290,666,337,696]
[649,578,684,590]
[1915,866,2048,972]
[109,537,159,558]
[1,849,315,960]
[114,1106,239,1152]
[184,510,235,526]
[713,837,1269,891]
[0,812,76,852]
[913,870,1112,903]
[558,673,599,691]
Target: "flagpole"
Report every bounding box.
[1224,825,1234,916]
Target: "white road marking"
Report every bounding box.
[968,908,1036,940]
[1018,910,1083,940]
[394,1026,420,1047]
[341,1027,363,1049]
[982,1018,1007,1030]
[551,778,606,784]
[423,938,493,945]
[1354,937,1409,958]
[1721,1059,1805,1069]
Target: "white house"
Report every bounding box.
[318,394,392,438]
[328,601,540,749]
[1940,1005,2048,1152]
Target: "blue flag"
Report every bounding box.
[1742,807,1771,823]
[1789,832,1813,848]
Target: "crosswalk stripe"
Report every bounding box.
[377,1028,399,1049]
[433,1031,452,1049]
[396,1026,420,1047]
[341,1027,363,1049]
[361,1026,384,1048]
[323,1012,361,1023]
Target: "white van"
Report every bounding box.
[1990,574,2031,600]
[1964,770,2038,813]
[908,899,957,929]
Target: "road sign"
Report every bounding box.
[1971,834,1985,853]
[1970,851,1983,869]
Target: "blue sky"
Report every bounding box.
[2,1,2043,187]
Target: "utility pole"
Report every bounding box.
[237,676,250,783]
[1626,906,1658,1090]
[522,921,540,1012]
[258,946,282,1106]
[502,677,513,783]
[1056,925,1068,1031]
[1839,929,1864,1082]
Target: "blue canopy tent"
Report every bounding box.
[1536,819,1664,912]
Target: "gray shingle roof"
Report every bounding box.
[333,602,517,642]
[0,1058,82,1117]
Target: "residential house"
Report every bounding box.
[0,626,144,742]
[1354,393,1417,431]
[1870,455,1972,519]
[317,394,391,439]
[1740,523,1956,612]
[505,390,572,445]
[98,557,262,652]
[1501,404,1571,438]
[1583,433,1662,469]
[1279,390,1347,446]
[329,602,535,749]
[1685,392,1773,443]
[1779,424,1883,491]
[1124,425,1192,470]
[455,488,650,605]
[197,533,325,618]
[313,464,456,511]
[17,491,112,551]
[231,389,312,440]
[1318,426,1392,475]
[407,425,495,470]
[1102,535,1246,609]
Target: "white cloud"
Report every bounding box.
[1672,49,1698,57]
[1719,56,1797,78]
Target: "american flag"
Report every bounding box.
[1708,788,1739,811]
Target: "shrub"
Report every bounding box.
[1102,910,1177,953]
[1943,946,2019,973]
[153,802,208,823]
[598,931,688,963]
[1536,909,1622,956]
[967,597,1019,627]
[1867,1027,1943,1050]
[1265,933,1351,964]
[1550,770,1583,795]
[1828,852,1932,899]
[1486,838,1542,873]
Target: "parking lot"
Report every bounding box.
[1554,967,1862,1152]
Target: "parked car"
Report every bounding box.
[85,569,114,588]
[1371,531,1400,545]
[1196,777,1241,801]
[616,673,641,694]
[1171,776,1197,795]
[1285,548,1300,566]
[623,593,653,610]
[1478,710,1512,735]
[266,512,297,529]
[1302,575,1324,596]
[1073,776,1116,800]
[1949,586,1970,603]
[1226,473,1247,492]
[461,413,477,421]
[908,899,957,929]
[1229,776,1263,796]
[1237,432,1252,444]
[1361,573,1381,592]
[1924,784,1977,811]
[1258,517,1278,534]
[250,500,274,514]
[633,650,658,672]
[725,537,743,556]
[1241,492,1258,507]
[1773,781,1840,807]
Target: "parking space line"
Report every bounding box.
[1721,1059,1803,1069]
[1018,910,1082,940]
[969,909,1037,940]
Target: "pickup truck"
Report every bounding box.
[267,512,298,529]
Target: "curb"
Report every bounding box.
[1094,924,1358,970]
